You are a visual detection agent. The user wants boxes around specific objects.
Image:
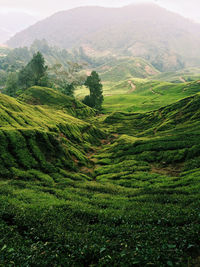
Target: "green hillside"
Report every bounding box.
[0,85,200,266]
[0,88,104,180]
[18,86,96,118]
[153,67,200,83]
[105,92,200,134]
[101,79,200,113]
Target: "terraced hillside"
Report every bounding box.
[18,86,96,118]
[0,88,200,266]
[0,87,104,180]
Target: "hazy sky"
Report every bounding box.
[0,0,200,22]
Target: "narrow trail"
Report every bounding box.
[179,76,186,83]
[128,80,136,93]
[80,133,119,178]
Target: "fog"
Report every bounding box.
[0,0,200,22]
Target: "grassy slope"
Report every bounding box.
[0,88,200,266]
[18,86,96,118]
[153,67,200,83]
[93,93,200,265]
[0,88,104,180]
[102,79,200,113]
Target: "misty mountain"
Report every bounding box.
[0,12,38,44]
[6,4,200,71]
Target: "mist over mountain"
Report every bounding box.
[0,12,38,44]
[6,4,200,71]
[0,28,11,44]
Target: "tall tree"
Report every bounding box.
[83,71,103,110]
[30,52,47,85]
[18,52,49,90]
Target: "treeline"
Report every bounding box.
[4,52,50,97]
[0,40,80,72]
[0,39,108,74]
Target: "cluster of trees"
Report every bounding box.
[4,52,50,97]
[0,40,73,73]
[0,40,104,74]
[3,51,104,110]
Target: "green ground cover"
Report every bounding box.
[76,77,200,113]
[102,79,200,113]
[0,86,200,266]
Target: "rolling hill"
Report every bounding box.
[0,86,103,180]
[18,86,96,118]
[76,77,200,113]
[0,86,200,266]
[7,4,200,71]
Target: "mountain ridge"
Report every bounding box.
[7,4,200,71]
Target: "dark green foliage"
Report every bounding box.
[83,71,103,110]
[18,52,49,90]
[0,70,7,88]
[0,41,74,73]
[3,72,18,97]
[62,82,75,96]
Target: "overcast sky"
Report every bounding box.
[0,0,200,22]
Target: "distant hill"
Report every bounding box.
[97,57,159,82]
[7,4,200,71]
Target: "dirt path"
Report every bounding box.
[128,80,136,93]
[80,133,119,177]
[179,76,186,83]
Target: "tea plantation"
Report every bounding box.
[0,86,200,266]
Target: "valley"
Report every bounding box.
[0,82,200,266]
[0,2,200,266]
